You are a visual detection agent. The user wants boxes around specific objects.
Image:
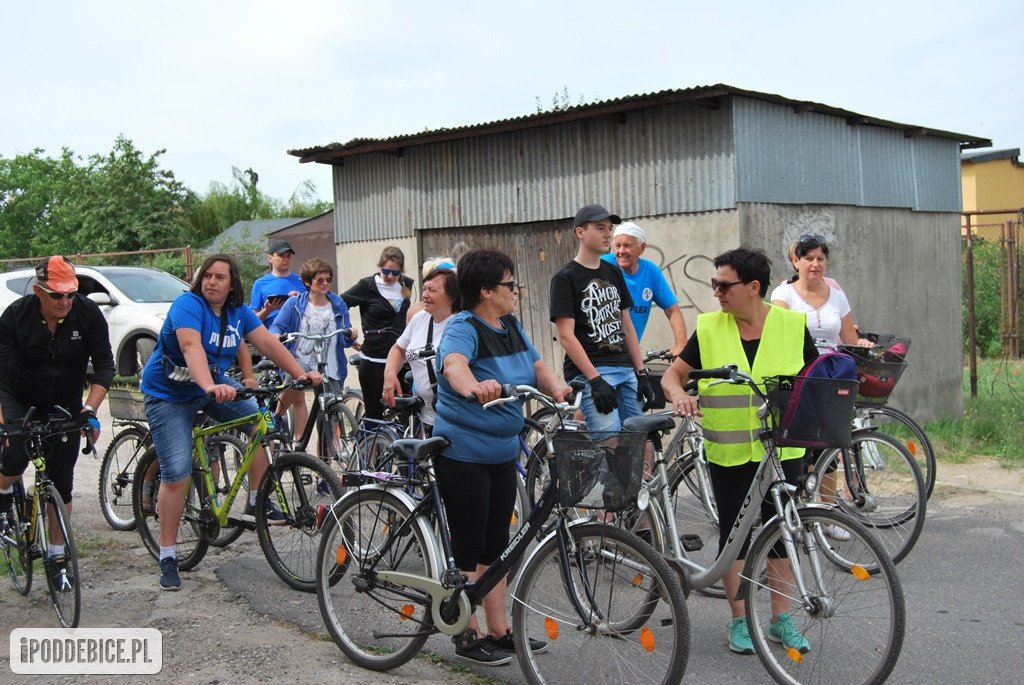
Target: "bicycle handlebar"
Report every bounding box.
[469,379,586,413]
[687,365,738,380]
[1,405,96,456]
[206,377,312,401]
[279,328,352,345]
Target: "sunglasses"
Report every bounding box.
[312,276,333,285]
[799,234,827,245]
[39,287,77,300]
[710,278,745,293]
[496,280,523,291]
[381,268,402,277]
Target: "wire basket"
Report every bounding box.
[552,430,647,512]
[857,331,912,357]
[765,375,858,448]
[837,345,909,405]
[107,387,148,422]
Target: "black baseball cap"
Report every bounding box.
[269,239,295,255]
[573,204,621,228]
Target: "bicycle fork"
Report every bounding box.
[766,488,837,620]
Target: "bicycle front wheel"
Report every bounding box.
[1,486,32,595]
[321,402,359,471]
[256,451,343,592]
[132,447,209,571]
[316,487,438,671]
[39,484,81,628]
[98,426,150,531]
[742,507,905,685]
[813,431,926,564]
[512,522,689,685]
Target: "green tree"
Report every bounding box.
[963,239,1008,358]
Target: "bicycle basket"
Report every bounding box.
[107,387,148,422]
[765,375,858,449]
[646,361,671,410]
[552,430,646,512]
[857,331,912,358]
[837,345,909,405]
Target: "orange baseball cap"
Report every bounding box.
[35,256,79,293]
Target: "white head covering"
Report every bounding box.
[613,221,647,245]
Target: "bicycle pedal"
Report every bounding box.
[680,534,704,552]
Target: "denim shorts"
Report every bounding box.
[572,366,642,433]
[144,379,258,483]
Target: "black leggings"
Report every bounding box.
[358,359,386,421]
[709,457,804,560]
[434,456,517,570]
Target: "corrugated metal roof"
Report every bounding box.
[289,83,990,164]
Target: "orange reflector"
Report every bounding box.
[639,626,655,652]
[510,511,518,526]
[400,604,415,620]
[906,440,918,456]
[851,564,870,581]
[335,544,347,565]
[544,616,559,640]
[632,574,644,588]
[786,647,804,662]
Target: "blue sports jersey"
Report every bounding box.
[249,272,306,327]
[600,254,678,340]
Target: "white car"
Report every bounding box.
[0,265,189,376]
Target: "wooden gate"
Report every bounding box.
[417,219,577,374]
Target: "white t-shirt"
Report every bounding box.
[395,309,452,426]
[295,301,339,378]
[770,282,851,351]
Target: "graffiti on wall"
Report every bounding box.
[640,243,716,317]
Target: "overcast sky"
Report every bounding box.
[2,0,1019,203]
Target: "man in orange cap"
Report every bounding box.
[0,256,114,591]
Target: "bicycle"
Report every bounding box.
[131,379,344,591]
[621,364,905,685]
[0,407,95,628]
[315,383,690,684]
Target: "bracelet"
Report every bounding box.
[83,404,97,413]
[636,368,650,377]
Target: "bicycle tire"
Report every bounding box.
[256,451,344,592]
[666,453,725,598]
[205,432,248,547]
[341,389,364,426]
[98,426,150,531]
[812,431,926,565]
[742,507,905,685]
[1,485,32,595]
[512,522,690,685]
[355,422,403,473]
[316,487,438,670]
[132,446,209,571]
[39,484,81,628]
[320,402,359,472]
[865,404,937,500]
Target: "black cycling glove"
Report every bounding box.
[589,376,618,414]
[636,369,656,412]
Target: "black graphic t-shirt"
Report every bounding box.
[549,260,635,380]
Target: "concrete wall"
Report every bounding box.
[739,203,962,421]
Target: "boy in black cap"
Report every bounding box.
[549,204,655,433]
[249,240,305,327]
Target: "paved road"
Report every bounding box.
[221,477,1024,684]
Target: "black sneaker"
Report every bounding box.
[453,628,513,666]
[488,629,548,654]
[159,556,181,591]
[46,556,73,593]
[241,501,286,524]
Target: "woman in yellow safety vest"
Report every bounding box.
[661,247,819,657]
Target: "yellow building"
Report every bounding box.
[961,148,1024,239]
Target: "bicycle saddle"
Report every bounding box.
[389,436,450,464]
[622,414,676,435]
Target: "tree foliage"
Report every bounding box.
[963,239,1011,358]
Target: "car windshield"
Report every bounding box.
[99,267,189,303]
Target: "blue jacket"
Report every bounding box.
[269,291,354,381]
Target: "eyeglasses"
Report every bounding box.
[39,287,77,300]
[496,281,523,291]
[799,234,826,245]
[711,278,745,293]
[313,276,333,285]
[381,268,402,277]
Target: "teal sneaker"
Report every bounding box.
[728,617,754,654]
[769,613,810,653]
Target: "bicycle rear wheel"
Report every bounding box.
[812,431,926,564]
[316,487,438,671]
[320,402,359,472]
[98,426,149,531]
[742,507,905,685]
[39,484,80,628]
[256,451,343,592]
[864,404,937,499]
[512,522,689,685]
[1,485,32,595]
[132,447,209,571]
[206,433,248,547]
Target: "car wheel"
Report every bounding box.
[134,337,156,375]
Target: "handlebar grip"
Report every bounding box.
[466,383,515,404]
[687,365,735,380]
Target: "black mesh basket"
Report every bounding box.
[107,388,148,422]
[764,375,858,449]
[837,345,909,405]
[646,360,671,410]
[552,430,647,512]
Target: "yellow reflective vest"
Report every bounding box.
[695,306,807,466]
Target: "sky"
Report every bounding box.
[2,0,1021,204]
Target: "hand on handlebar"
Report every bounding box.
[299,370,323,387]
[466,378,504,404]
[669,392,702,418]
[205,383,238,403]
[382,373,402,408]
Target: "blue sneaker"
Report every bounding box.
[769,613,810,653]
[241,501,286,524]
[159,557,180,591]
[728,617,754,654]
